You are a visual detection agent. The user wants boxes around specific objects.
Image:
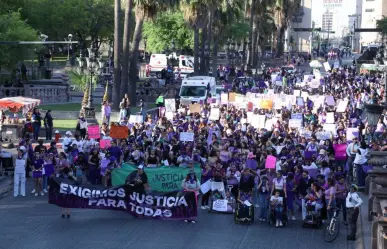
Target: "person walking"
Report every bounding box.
[346,184,363,241]
[14,147,27,197]
[43,110,53,141]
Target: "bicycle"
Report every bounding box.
[323,208,340,242]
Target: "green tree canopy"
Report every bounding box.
[377,17,387,35]
[0,11,37,70]
[21,0,114,49]
[143,11,194,53]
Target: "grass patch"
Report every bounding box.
[40,103,82,111]
[54,119,78,130]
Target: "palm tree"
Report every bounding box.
[180,0,216,74]
[121,0,133,99]
[112,0,122,110]
[128,0,178,106]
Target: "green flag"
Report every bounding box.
[111,163,202,192]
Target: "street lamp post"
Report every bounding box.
[65,34,73,66]
[78,44,103,125]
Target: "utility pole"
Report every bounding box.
[311,21,315,56]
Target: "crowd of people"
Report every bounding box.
[12,58,377,240]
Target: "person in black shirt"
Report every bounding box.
[47,141,58,156]
[44,110,53,141]
[34,140,47,154]
[125,165,149,193]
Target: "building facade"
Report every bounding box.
[359,0,386,47]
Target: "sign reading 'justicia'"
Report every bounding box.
[49,178,198,220]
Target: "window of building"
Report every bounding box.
[365,8,375,12]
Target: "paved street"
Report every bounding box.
[0,180,354,249]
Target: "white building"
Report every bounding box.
[291,0,312,53]
[359,0,387,48]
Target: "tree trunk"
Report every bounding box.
[276,26,283,57]
[120,0,133,99]
[251,21,258,67]
[112,0,121,110]
[206,10,213,74]
[199,27,207,74]
[128,15,144,107]
[193,27,199,75]
[253,30,260,68]
[212,41,218,79]
[246,0,256,69]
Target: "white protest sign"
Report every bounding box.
[334,61,340,69]
[257,115,266,129]
[303,75,313,82]
[221,93,228,104]
[326,112,335,124]
[336,100,348,112]
[346,128,358,141]
[275,81,283,86]
[315,131,331,140]
[326,95,335,106]
[296,97,304,106]
[129,115,143,124]
[200,180,211,194]
[291,113,303,120]
[294,90,301,97]
[179,132,194,142]
[164,99,176,112]
[323,124,337,136]
[301,91,309,101]
[309,79,320,88]
[209,108,220,120]
[247,112,254,124]
[165,111,173,121]
[289,119,302,128]
[213,199,228,212]
[299,129,312,138]
[323,62,331,71]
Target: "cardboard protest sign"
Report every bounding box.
[165,111,173,120]
[296,97,304,106]
[260,99,273,109]
[265,155,276,169]
[49,177,197,220]
[100,139,110,149]
[189,103,201,114]
[228,92,236,102]
[180,99,191,106]
[333,144,347,161]
[299,129,312,138]
[164,99,176,112]
[87,125,100,139]
[110,125,128,139]
[336,100,348,112]
[179,132,194,142]
[323,124,337,136]
[289,119,302,128]
[326,112,335,124]
[209,108,220,120]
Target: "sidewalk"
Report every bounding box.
[354,192,370,249]
[0,176,12,199]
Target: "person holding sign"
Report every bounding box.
[182,169,200,223]
[125,165,149,194]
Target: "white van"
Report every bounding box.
[174,55,194,79]
[179,76,216,103]
[147,54,168,78]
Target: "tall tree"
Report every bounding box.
[246,0,256,68]
[128,0,178,106]
[112,0,122,110]
[121,0,133,98]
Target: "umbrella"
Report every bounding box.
[309,60,323,68]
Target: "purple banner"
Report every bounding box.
[49,178,197,220]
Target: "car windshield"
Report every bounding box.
[180,86,207,97]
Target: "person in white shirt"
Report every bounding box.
[14,147,27,197]
[302,160,318,170]
[346,137,359,182]
[62,131,73,153]
[275,156,288,172]
[346,184,363,241]
[270,190,284,227]
[353,141,368,184]
[71,135,84,153]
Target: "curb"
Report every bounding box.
[355,207,365,249]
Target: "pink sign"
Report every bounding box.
[87,125,100,139]
[100,139,110,149]
[265,155,277,169]
[333,144,347,161]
